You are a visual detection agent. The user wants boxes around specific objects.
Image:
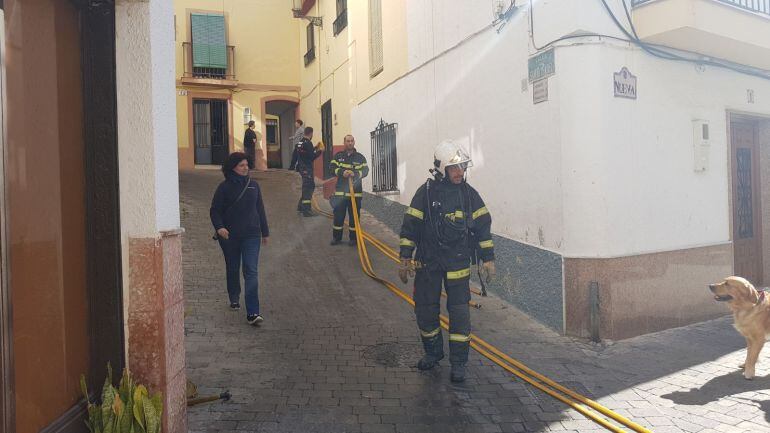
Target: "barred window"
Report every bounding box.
[333,0,348,36]
[304,23,315,66]
[370,120,398,192]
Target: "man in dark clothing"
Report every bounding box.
[295,126,323,217]
[243,120,258,169]
[288,119,304,171]
[398,140,496,383]
[329,135,369,246]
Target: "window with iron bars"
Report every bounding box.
[304,23,315,66]
[334,0,348,36]
[370,120,398,192]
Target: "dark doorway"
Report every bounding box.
[193,99,229,165]
[264,99,299,169]
[321,100,333,179]
[265,118,280,168]
[731,118,764,286]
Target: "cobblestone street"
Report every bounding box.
[182,169,770,433]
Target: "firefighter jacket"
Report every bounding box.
[399,178,494,272]
[295,137,321,171]
[330,150,369,198]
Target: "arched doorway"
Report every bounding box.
[263,98,299,169]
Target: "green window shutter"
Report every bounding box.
[207,15,227,69]
[191,13,211,68]
[191,13,226,69]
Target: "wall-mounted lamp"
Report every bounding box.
[291,0,323,28]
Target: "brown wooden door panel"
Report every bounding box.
[5,1,90,431]
[731,121,764,285]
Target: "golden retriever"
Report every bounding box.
[710,276,770,379]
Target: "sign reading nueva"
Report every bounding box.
[613,67,637,99]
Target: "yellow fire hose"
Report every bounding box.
[310,178,653,433]
[312,199,483,308]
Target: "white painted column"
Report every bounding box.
[115,3,186,433]
[116,0,180,238]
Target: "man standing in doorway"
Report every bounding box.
[243,120,257,169]
[295,126,323,217]
[288,119,305,171]
[330,135,369,246]
[398,140,496,383]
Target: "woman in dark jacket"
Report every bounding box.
[210,152,270,325]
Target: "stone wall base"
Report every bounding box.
[127,230,186,433]
[564,243,733,340]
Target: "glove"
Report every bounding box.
[480,261,496,284]
[398,258,415,284]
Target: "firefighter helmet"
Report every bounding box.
[433,140,472,174]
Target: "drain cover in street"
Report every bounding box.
[361,342,423,368]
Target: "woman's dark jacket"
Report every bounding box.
[210,173,269,238]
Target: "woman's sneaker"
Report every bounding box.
[229,302,241,310]
[247,314,264,326]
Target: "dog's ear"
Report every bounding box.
[749,287,760,304]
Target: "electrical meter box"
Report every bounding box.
[692,120,710,172]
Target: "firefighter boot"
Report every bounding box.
[417,331,444,371]
[449,340,470,382]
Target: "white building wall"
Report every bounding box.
[353,0,770,258]
[116,0,180,237]
[150,0,181,232]
[560,41,770,257]
[117,1,157,239]
[356,2,565,251]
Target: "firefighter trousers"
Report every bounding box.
[413,267,471,365]
[332,197,361,241]
[298,167,315,212]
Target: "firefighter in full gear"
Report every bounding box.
[295,126,323,217]
[398,140,496,383]
[329,135,369,246]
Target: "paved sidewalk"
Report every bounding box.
[182,169,770,433]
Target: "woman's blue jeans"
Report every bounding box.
[218,235,261,315]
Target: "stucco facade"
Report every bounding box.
[174,0,301,170]
[350,0,770,339]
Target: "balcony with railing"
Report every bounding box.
[631,0,770,70]
[333,9,348,36]
[633,0,770,15]
[181,42,238,88]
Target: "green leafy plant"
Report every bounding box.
[80,363,163,433]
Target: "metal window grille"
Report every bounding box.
[305,23,315,66]
[370,119,398,192]
[334,0,348,35]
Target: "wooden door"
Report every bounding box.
[0,4,10,433]
[5,1,91,431]
[2,1,124,431]
[731,120,764,285]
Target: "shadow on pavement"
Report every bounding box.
[662,371,770,416]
